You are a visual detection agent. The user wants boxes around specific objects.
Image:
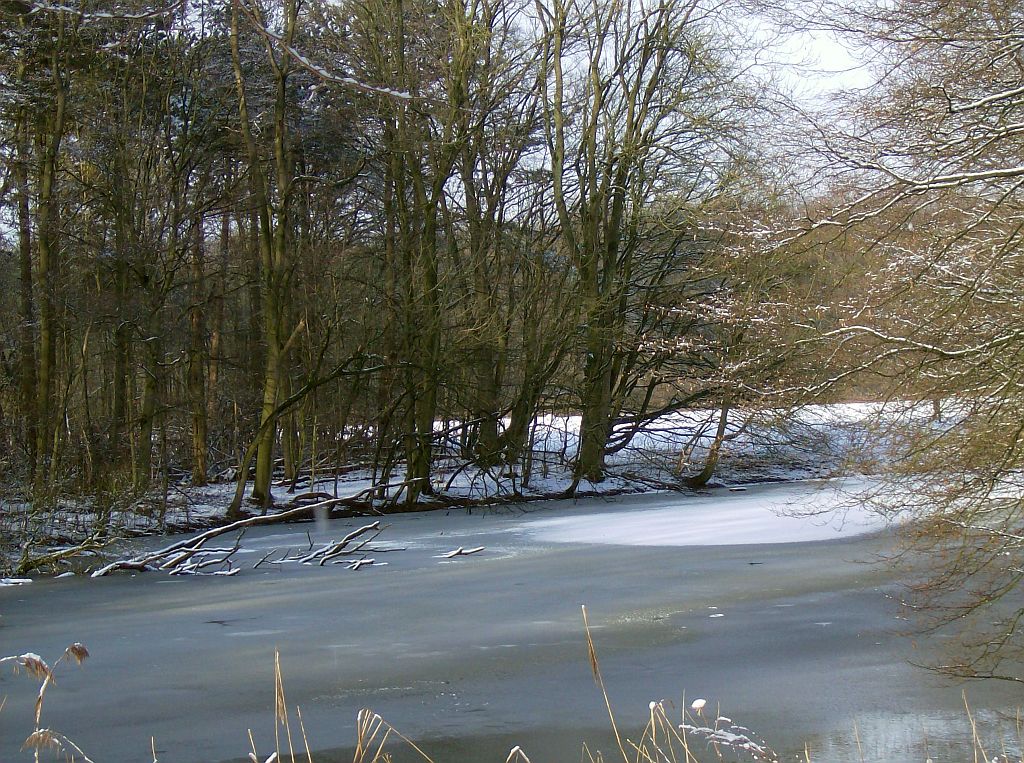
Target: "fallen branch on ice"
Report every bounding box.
[1,578,33,586]
[91,483,405,577]
[436,546,485,559]
[15,534,111,577]
[295,521,381,565]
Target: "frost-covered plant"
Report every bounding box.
[680,702,778,763]
[1,643,91,763]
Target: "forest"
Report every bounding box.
[4,0,1024,676]
[0,0,811,512]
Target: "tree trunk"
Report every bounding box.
[207,173,231,438]
[188,219,209,485]
[230,0,298,510]
[251,272,282,508]
[109,149,131,477]
[14,111,37,476]
[111,254,131,473]
[135,330,160,490]
[684,399,731,489]
[474,357,503,469]
[33,35,68,492]
[575,337,614,484]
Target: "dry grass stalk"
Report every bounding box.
[582,605,630,763]
[22,728,63,754]
[964,691,983,763]
[353,708,435,763]
[355,710,396,763]
[275,649,298,763]
[581,609,777,763]
[263,655,315,763]
[629,700,698,763]
[504,745,532,763]
[34,644,90,729]
[3,642,91,763]
[0,652,51,680]
[22,727,95,763]
[64,643,90,665]
[297,706,314,763]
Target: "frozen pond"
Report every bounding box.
[0,480,1020,762]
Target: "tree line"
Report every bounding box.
[0,0,800,514]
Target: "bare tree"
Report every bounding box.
[535,0,756,485]
[230,0,306,511]
[789,0,1024,681]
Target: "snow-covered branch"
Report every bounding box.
[947,84,1024,114]
[27,1,186,21]
[236,1,413,102]
[813,324,1024,360]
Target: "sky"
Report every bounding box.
[776,28,875,102]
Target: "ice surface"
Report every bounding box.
[1,482,1019,763]
[528,481,887,546]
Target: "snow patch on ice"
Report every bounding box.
[528,480,888,547]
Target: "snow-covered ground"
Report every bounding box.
[0,402,889,575]
[438,401,884,496]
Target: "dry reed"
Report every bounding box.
[3,627,1022,763]
[1,643,92,762]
